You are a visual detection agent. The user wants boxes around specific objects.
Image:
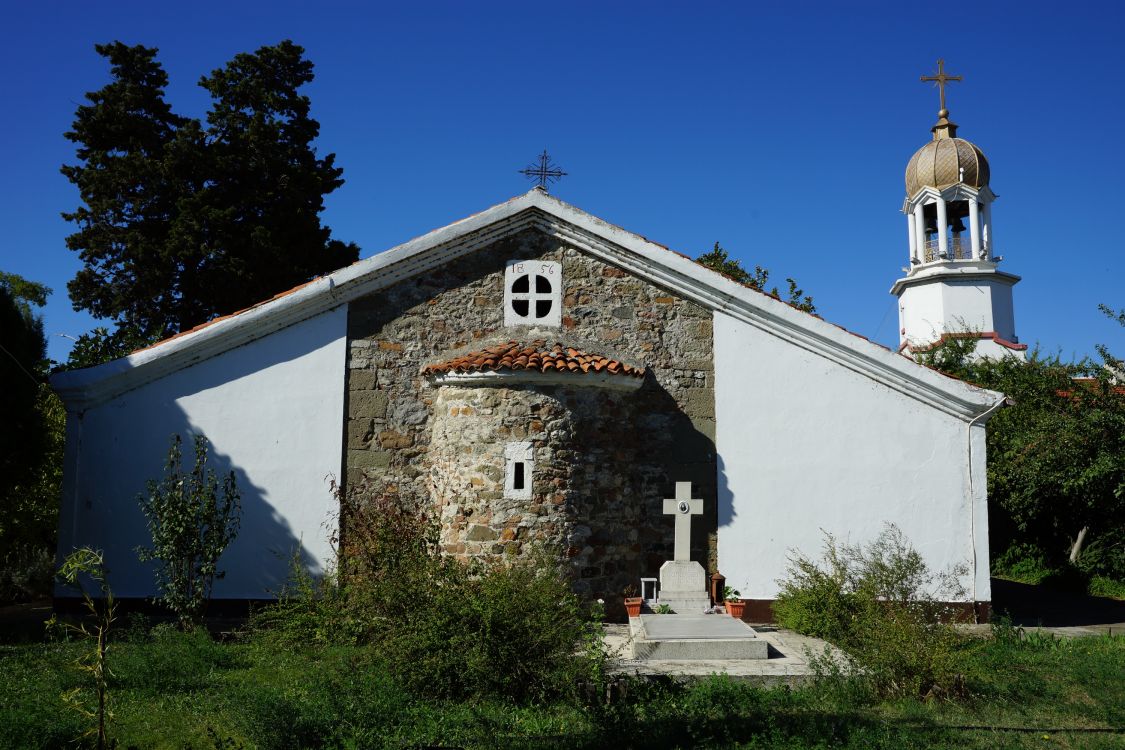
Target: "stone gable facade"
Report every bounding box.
[345,229,716,611]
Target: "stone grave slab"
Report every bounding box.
[630,614,769,660]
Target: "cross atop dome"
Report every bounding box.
[920,58,962,118]
[920,59,964,140]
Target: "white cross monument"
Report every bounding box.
[657,481,711,613]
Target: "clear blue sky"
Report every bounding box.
[2,0,1123,364]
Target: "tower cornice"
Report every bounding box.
[902,184,996,213]
[890,265,1021,296]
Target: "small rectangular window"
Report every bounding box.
[504,441,533,499]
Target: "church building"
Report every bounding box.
[52,79,1011,621]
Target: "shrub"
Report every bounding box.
[136,433,241,630]
[251,477,605,703]
[0,544,55,604]
[774,525,968,699]
[772,540,857,642]
[381,551,603,702]
[247,553,370,649]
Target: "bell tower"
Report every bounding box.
[891,60,1026,360]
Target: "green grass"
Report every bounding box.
[1,628,1123,749]
[993,550,1125,601]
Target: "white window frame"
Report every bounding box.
[504,260,562,327]
[504,441,534,500]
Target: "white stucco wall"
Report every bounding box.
[899,277,1017,346]
[714,311,990,603]
[56,307,347,599]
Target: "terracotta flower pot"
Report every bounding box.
[624,597,643,618]
[726,599,746,618]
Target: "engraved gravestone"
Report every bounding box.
[657,482,711,613]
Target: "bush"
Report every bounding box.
[0,544,55,604]
[137,433,241,630]
[381,552,602,702]
[774,525,968,699]
[250,478,605,704]
[247,553,370,649]
[772,540,857,642]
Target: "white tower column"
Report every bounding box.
[907,211,918,262]
[968,197,981,258]
[935,197,949,258]
[913,202,926,262]
[981,201,993,257]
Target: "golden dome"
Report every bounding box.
[904,113,990,196]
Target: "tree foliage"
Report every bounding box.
[137,434,241,629]
[62,41,358,367]
[0,273,63,561]
[696,242,816,314]
[920,323,1125,580]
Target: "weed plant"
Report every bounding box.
[774,524,969,699]
[46,548,117,749]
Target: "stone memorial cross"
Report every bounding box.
[663,481,702,562]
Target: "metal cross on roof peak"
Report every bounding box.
[920,59,963,114]
[519,150,567,192]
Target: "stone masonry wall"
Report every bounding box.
[346,229,717,608]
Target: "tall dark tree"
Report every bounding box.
[62,41,359,368]
[0,272,49,483]
[193,40,358,312]
[0,273,63,562]
[61,43,191,348]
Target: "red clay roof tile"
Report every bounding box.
[421,341,645,379]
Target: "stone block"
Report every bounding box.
[349,370,377,391]
[631,615,768,660]
[348,449,392,470]
[659,560,707,592]
[466,524,498,541]
[349,390,389,419]
[347,418,374,445]
[679,388,715,418]
[378,430,414,449]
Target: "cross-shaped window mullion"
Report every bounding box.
[510,286,553,319]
